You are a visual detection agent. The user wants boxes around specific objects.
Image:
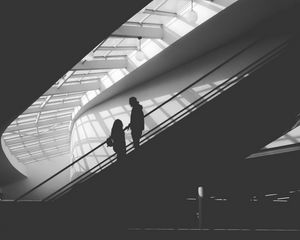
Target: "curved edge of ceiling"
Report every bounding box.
[0,0,298,186]
[0,137,27,186]
[70,0,298,132]
[0,0,153,186]
[1,138,27,176]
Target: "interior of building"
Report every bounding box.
[1,0,300,237]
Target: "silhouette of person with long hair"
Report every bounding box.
[128,97,144,149]
[110,119,126,161]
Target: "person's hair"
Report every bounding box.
[129,96,139,105]
[112,119,123,135]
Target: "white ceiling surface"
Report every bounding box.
[2,0,231,164]
[73,0,297,123]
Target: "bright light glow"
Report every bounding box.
[129,51,147,67]
[101,76,113,88]
[198,186,203,198]
[277,197,290,200]
[41,96,51,108]
[273,199,288,202]
[265,193,277,197]
[193,4,216,24]
[167,19,194,37]
[286,127,300,138]
[80,90,100,107]
[109,69,125,82]
[143,40,162,59]
[265,138,295,149]
[264,126,300,149]
[135,50,145,61]
[81,95,88,105]
[185,9,198,23]
[4,0,234,164]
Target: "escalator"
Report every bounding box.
[7,31,300,232]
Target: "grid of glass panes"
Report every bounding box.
[3,0,227,164]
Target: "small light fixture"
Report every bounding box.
[198,186,203,198]
[135,36,145,61]
[185,0,198,23]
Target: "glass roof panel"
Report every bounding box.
[143,15,174,25]
[3,0,233,164]
[142,40,162,58]
[118,38,137,46]
[101,76,113,89]
[264,126,300,149]
[109,69,125,82]
[93,50,110,57]
[194,4,217,24]
[167,18,193,36]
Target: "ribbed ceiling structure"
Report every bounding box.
[3,0,234,164]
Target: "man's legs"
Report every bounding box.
[131,130,142,149]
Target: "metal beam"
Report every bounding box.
[143,9,177,17]
[12,139,70,155]
[24,150,71,163]
[125,21,162,26]
[57,78,68,89]
[112,24,163,39]
[93,55,128,60]
[50,93,83,100]
[19,148,70,163]
[5,129,70,145]
[72,58,127,70]
[6,116,71,132]
[57,71,75,88]
[41,96,51,108]
[70,72,107,79]
[34,152,70,162]
[24,101,81,114]
[195,0,231,11]
[96,46,138,51]
[44,82,101,95]
[6,129,70,145]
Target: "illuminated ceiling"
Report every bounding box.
[3,0,233,164]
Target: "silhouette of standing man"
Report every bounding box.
[128,97,144,149]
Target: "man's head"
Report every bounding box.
[129,97,138,107]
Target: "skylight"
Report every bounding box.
[2,0,235,164]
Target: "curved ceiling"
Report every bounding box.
[2,0,234,165]
[0,0,152,184]
[1,0,299,185]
